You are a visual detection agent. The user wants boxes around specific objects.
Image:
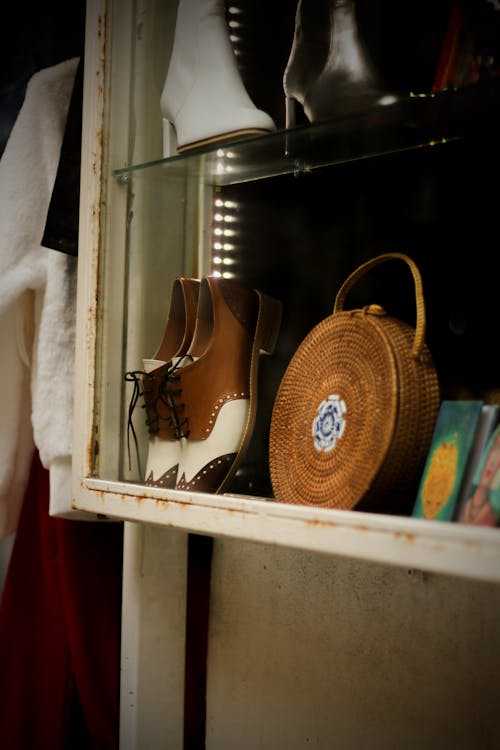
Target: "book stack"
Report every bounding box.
[412,400,500,527]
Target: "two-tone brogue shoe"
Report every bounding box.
[125,276,200,488]
[173,275,282,494]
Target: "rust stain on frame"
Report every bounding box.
[83,8,107,478]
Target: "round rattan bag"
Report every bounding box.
[269,252,440,512]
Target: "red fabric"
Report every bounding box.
[0,450,123,749]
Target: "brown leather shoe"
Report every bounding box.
[146,275,200,365]
[169,275,282,494]
[125,276,200,487]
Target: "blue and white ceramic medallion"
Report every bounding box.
[312,395,346,453]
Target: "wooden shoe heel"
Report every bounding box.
[255,291,283,356]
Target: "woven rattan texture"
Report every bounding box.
[269,254,440,514]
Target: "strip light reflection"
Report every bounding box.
[212,1,245,279]
[211,192,239,278]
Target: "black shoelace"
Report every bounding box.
[124,356,193,476]
[124,369,150,476]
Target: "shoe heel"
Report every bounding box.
[285,95,297,129]
[162,118,178,158]
[256,291,282,356]
[285,96,298,156]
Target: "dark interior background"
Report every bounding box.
[0,0,85,157]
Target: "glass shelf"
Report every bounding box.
[114,78,500,186]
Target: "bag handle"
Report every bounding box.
[333,252,427,360]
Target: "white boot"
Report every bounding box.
[160,0,276,155]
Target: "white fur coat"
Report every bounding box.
[0,57,90,538]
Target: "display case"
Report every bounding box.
[73,1,500,747]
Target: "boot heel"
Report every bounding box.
[162,118,178,158]
[256,292,282,356]
[285,95,297,130]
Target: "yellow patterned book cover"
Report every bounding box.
[412,400,484,522]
